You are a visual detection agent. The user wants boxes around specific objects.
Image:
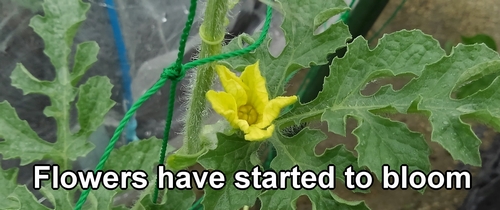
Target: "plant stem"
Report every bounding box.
[179,0,229,154]
[131,0,229,205]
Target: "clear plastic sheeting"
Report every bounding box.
[0,0,358,206]
[0,0,266,198]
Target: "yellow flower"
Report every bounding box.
[206,61,297,141]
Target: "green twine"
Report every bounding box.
[367,0,407,43]
[151,0,199,203]
[73,1,273,209]
[340,0,356,23]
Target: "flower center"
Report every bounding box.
[238,104,258,125]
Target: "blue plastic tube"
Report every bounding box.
[105,0,139,143]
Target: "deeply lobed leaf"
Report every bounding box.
[29,0,90,71]
[104,137,176,173]
[40,186,75,209]
[260,129,369,210]
[0,0,119,208]
[373,43,500,166]
[0,101,54,165]
[0,163,48,209]
[198,133,262,210]
[221,0,351,98]
[279,30,500,184]
[105,138,185,209]
[279,30,445,181]
[1,0,112,168]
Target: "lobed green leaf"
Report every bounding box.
[87,188,117,210]
[71,42,100,86]
[2,0,113,169]
[75,76,115,137]
[94,138,179,209]
[104,137,175,173]
[259,129,368,210]
[279,30,444,181]
[0,163,48,209]
[279,30,500,185]
[29,0,90,71]
[455,56,500,99]
[0,101,54,165]
[0,1,120,208]
[198,133,262,210]
[221,0,351,98]
[373,44,500,166]
[40,186,75,209]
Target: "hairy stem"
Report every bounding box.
[131,0,230,205]
[179,0,229,154]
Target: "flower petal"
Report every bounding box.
[234,118,250,132]
[244,124,275,141]
[255,96,297,128]
[206,90,239,128]
[240,61,268,114]
[215,65,248,92]
[225,79,248,107]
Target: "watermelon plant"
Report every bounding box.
[1,0,499,209]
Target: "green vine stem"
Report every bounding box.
[178,0,229,154]
[130,0,230,206]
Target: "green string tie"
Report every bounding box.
[73,0,273,209]
[162,65,185,82]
